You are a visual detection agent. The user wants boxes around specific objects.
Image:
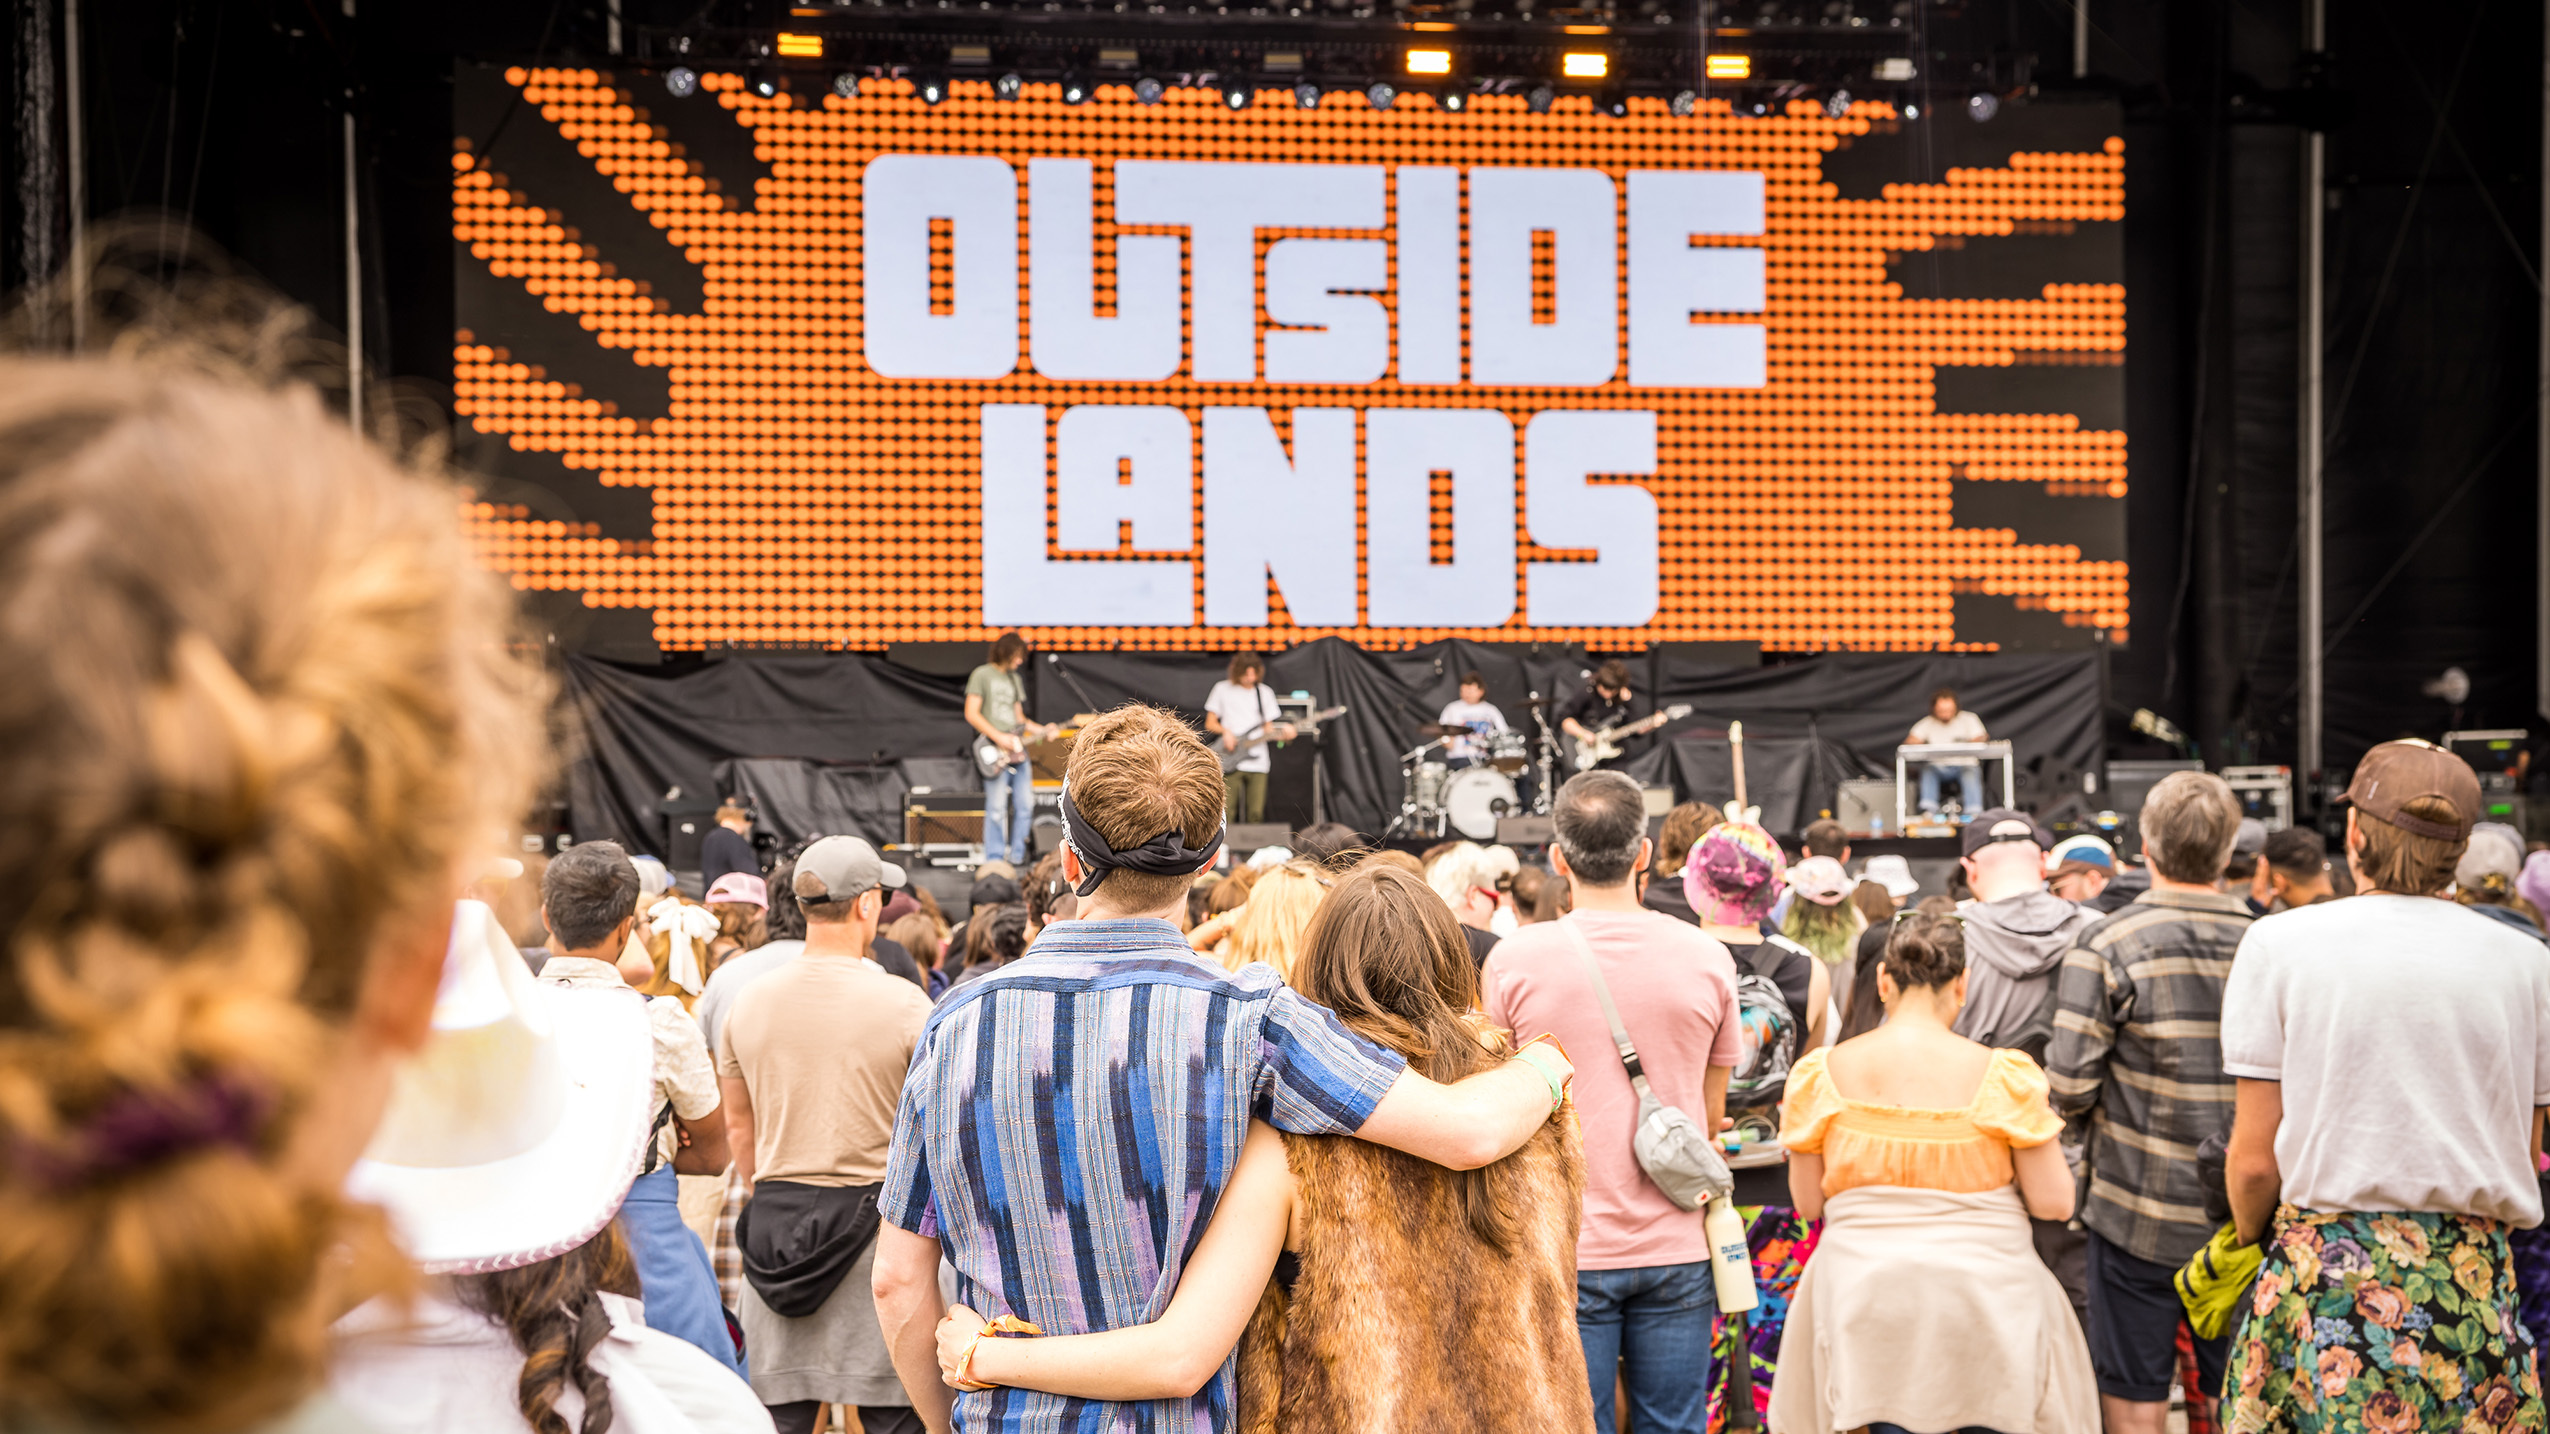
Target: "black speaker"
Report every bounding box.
[1496,816,1557,846]
[1229,823,1294,857]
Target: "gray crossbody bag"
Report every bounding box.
[1560,916,1733,1211]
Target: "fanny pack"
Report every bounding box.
[1561,916,1733,1211]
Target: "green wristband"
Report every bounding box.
[1511,1043,1570,1111]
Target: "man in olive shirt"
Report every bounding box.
[722,835,933,1434]
[966,632,1034,864]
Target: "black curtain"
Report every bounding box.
[559,643,2105,854]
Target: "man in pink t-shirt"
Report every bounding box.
[1484,770,1739,1434]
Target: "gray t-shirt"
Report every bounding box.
[967,662,1024,734]
[2219,894,2550,1224]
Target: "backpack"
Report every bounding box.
[1725,936,1808,1113]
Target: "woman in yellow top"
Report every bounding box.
[1770,911,2098,1434]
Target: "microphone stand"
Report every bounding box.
[1528,690,1559,815]
[1044,652,1107,719]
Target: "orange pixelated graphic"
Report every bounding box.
[453,66,2129,652]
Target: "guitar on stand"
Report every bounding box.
[1569,704,1695,772]
[1727,719,1762,827]
[1221,706,1346,774]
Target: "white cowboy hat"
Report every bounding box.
[348,899,654,1275]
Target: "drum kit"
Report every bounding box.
[1383,703,1558,841]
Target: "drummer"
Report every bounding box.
[1436,670,1509,770]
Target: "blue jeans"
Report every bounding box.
[1918,762,1985,815]
[1577,1261,1717,1434]
[983,760,1034,864]
[619,1165,746,1379]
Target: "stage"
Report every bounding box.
[554,638,2108,868]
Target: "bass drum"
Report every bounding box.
[1443,767,1519,841]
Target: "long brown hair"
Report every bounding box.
[1289,865,1518,1253]
[451,1226,646,1434]
[0,350,546,1429]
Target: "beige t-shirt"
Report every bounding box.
[717,952,932,1186]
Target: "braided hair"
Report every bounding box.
[0,349,545,1428]
[452,1227,645,1434]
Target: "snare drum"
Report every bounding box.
[1487,730,1529,774]
[1408,760,1451,812]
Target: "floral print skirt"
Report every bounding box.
[2224,1205,2545,1434]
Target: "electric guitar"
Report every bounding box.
[971,715,1096,779]
[1727,719,1761,826]
[1218,706,1346,774]
[1569,704,1693,771]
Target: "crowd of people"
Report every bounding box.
[6,348,2550,1434]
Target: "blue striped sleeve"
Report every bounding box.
[880,1029,938,1233]
[1253,985,1408,1135]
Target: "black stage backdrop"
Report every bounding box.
[559,643,2103,859]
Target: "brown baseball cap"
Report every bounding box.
[2342,739,2481,842]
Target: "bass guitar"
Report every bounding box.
[1219,705,1346,774]
[1568,703,1694,771]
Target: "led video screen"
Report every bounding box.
[451,64,2126,653]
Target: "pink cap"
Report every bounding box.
[704,872,768,909]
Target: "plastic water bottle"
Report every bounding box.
[1706,1196,1759,1314]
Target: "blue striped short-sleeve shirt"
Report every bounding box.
[880,918,1407,1434]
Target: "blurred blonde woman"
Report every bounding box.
[0,353,545,1430]
[1221,862,1329,983]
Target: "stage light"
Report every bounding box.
[1221,82,1250,108]
[1406,48,1452,74]
[832,72,859,98]
[1705,53,1749,79]
[665,66,699,97]
[1604,93,1629,117]
[1824,88,1851,116]
[1874,56,1915,80]
[1903,101,1919,117]
[1062,75,1089,103]
[1968,90,1999,121]
[1443,90,1466,111]
[1366,81,1396,108]
[1527,83,1556,111]
[776,32,822,58]
[751,71,779,98]
[1293,81,1320,107]
[995,72,1023,99]
[1562,52,1607,78]
[919,76,947,104]
[1134,76,1165,103]
[1670,88,1697,115]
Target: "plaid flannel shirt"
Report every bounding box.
[2046,888,2256,1267]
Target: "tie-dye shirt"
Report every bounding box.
[880,917,1406,1433]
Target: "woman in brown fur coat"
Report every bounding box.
[933,864,1591,1432]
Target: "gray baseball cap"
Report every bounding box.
[793,835,907,903]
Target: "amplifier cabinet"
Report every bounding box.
[906,809,984,846]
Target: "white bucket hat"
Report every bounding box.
[1858,853,1922,900]
[348,899,655,1275]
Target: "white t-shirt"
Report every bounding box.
[1438,699,1508,763]
[2219,895,2550,1224]
[1206,680,1284,774]
[1909,709,1988,769]
[333,1290,775,1434]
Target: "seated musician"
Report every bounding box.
[1907,686,1990,818]
[1556,659,1639,771]
[1438,670,1508,770]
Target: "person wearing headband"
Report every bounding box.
[873,705,1574,1434]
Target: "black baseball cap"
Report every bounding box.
[1961,808,2052,858]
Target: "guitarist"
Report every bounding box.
[1203,650,1295,823]
[965,632,1037,864]
[1556,659,1642,771]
